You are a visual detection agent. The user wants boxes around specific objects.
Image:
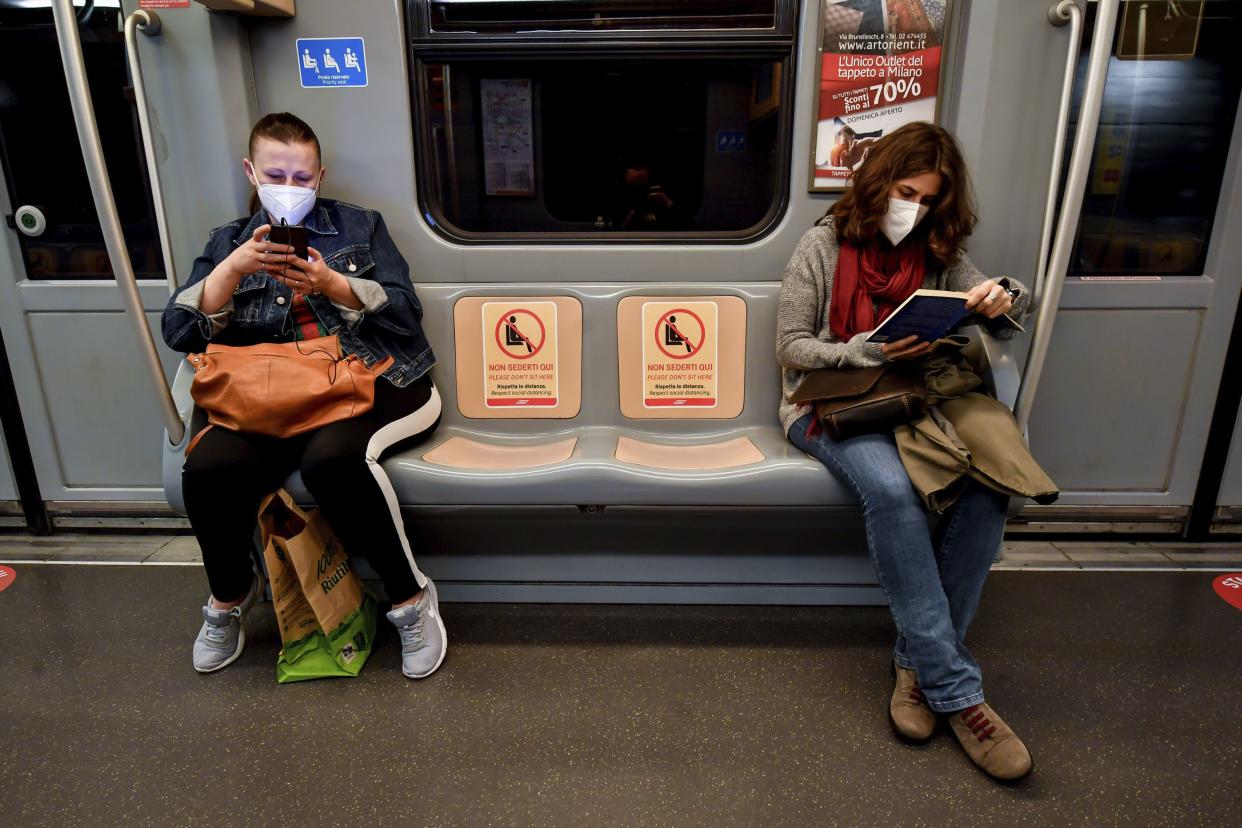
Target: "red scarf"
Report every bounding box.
[828,241,927,341]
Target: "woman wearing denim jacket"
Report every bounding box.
[777,123,1032,781]
[162,113,446,680]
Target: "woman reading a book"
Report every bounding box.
[776,122,1033,781]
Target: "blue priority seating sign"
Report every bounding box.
[296,37,368,88]
[716,131,746,152]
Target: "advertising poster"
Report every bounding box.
[481,79,535,196]
[811,0,949,191]
[641,301,719,408]
[482,301,559,407]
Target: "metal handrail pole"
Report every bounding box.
[124,9,179,294]
[1014,0,1122,433]
[1032,0,1084,304]
[50,0,185,444]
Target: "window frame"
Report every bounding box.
[406,1,799,245]
[408,0,798,42]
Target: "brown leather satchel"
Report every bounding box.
[790,363,928,441]
[187,335,393,440]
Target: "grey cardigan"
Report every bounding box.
[775,216,1031,436]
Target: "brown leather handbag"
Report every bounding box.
[789,363,928,441]
[187,335,393,440]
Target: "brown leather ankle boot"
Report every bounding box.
[948,703,1033,781]
[889,661,936,742]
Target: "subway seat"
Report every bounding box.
[273,424,846,507]
[162,284,1018,515]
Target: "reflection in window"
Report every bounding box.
[1068,1,1242,277]
[419,59,788,239]
[425,0,779,34]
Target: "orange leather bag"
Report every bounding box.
[187,336,393,442]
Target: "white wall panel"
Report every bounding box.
[26,312,181,489]
[1028,310,1202,493]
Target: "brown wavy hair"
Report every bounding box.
[827,121,976,266]
[246,112,322,215]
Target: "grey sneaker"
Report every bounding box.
[386,578,447,679]
[192,569,262,674]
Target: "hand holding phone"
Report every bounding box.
[267,222,308,261]
[282,245,340,297]
[226,223,294,280]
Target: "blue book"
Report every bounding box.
[865,289,1023,344]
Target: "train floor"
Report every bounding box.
[0,539,1239,826]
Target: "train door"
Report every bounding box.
[0,0,185,523]
[1214,402,1242,530]
[950,0,1242,532]
[0,312,18,524]
[0,323,41,530]
[0,433,16,524]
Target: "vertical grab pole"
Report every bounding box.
[1015,0,1122,433]
[50,0,186,444]
[124,9,180,294]
[1032,0,1084,305]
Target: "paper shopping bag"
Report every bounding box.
[258,489,377,683]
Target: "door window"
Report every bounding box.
[1067,0,1242,278]
[0,2,164,280]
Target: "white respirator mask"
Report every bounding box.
[881,197,930,246]
[247,162,319,226]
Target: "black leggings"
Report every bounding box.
[183,374,442,605]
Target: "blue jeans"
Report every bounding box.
[789,413,1008,713]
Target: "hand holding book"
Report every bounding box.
[963,279,1017,319]
[866,281,1024,346]
[881,335,934,361]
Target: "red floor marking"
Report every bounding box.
[1212,573,1242,612]
[0,565,14,595]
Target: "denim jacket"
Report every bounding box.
[161,199,435,387]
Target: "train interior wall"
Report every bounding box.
[0,0,1236,533]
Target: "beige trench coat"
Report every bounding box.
[895,348,1058,512]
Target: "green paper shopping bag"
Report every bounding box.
[258,489,377,683]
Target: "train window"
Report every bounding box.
[416,59,788,240]
[407,1,797,243]
[1068,0,1242,278]
[422,0,780,35]
[0,1,164,281]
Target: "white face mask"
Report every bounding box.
[255,182,318,226]
[247,161,319,226]
[881,197,930,246]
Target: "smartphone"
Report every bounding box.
[267,223,308,260]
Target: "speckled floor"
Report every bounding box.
[0,566,1238,827]
[4,532,1242,568]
